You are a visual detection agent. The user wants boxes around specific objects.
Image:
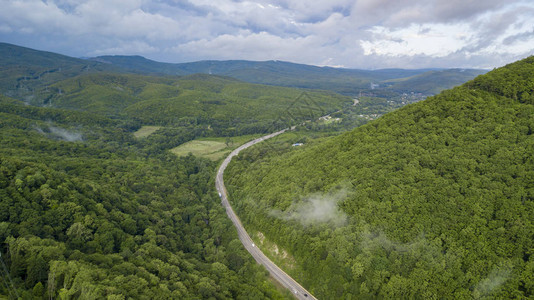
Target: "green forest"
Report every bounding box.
[0,41,530,299]
[1,43,355,299]
[0,95,294,299]
[89,54,486,96]
[36,73,349,129]
[226,57,534,298]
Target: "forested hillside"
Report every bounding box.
[0,44,349,134]
[386,69,487,94]
[94,55,427,88]
[226,57,534,298]
[95,55,487,96]
[0,42,487,139]
[34,72,348,136]
[0,41,521,299]
[0,43,117,101]
[0,96,287,299]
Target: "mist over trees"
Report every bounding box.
[226,57,534,299]
[0,95,289,299]
[0,42,531,299]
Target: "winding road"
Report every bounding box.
[215,129,317,300]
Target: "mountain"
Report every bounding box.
[30,72,349,136]
[0,43,350,138]
[0,43,119,101]
[225,57,534,298]
[92,55,190,76]
[0,42,522,299]
[385,68,488,94]
[95,54,427,79]
[0,42,486,106]
[94,55,487,95]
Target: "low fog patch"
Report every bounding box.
[35,125,83,142]
[473,264,512,298]
[270,189,348,227]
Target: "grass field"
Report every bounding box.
[133,126,162,138]
[171,135,260,161]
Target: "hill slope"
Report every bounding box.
[225,57,534,298]
[0,43,118,101]
[35,72,350,136]
[95,55,486,95]
[1,42,487,105]
[386,68,488,94]
[0,95,287,299]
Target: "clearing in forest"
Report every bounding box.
[171,135,259,161]
[133,126,162,138]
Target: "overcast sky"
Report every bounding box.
[1,0,533,69]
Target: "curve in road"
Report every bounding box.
[215,129,316,300]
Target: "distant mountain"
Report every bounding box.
[225,56,534,298]
[94,55,487,95]
[0,42,487,102]
[94,55,423,93]
[95,55,427,79]
[0,42,119,101]
[385,68,488,94]
[93,55,190,76]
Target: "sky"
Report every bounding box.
[1,0,533,69]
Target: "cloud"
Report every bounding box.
[89,41,159,56]
[270,189,348,227]
[503,29,534,45]
[349,0,507,27]
[0,24,11,33]
[473,264,513,298]
[360,23,474,57]
[49,126,83,142]
[0,0,533,68]
[172,31,318,60]
[357,2,534,68]
[36,125,83,142]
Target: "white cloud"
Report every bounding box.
[0,0,75,32]
[350,0,507,27]
[269,189,349,227]
[89,40,159,56]
[473,264,513,298]
[0,0,533,68]
[357,1,534,67]
[360,24,474,57]
[35,125,83,142]
[0,25,12,33]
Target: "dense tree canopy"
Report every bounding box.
[1,42,530,299]
[226,57,534,299]
[27,73,349,135]
[0,97,287,299]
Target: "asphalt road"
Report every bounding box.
[215,129,317,300]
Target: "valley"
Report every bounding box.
[0,41,531,299]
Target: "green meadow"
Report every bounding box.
[171,134,260,160]
[133,125,162,138]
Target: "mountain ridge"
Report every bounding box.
[92,54,487,94]
[1,42,487,102]
[225,56,534,299]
